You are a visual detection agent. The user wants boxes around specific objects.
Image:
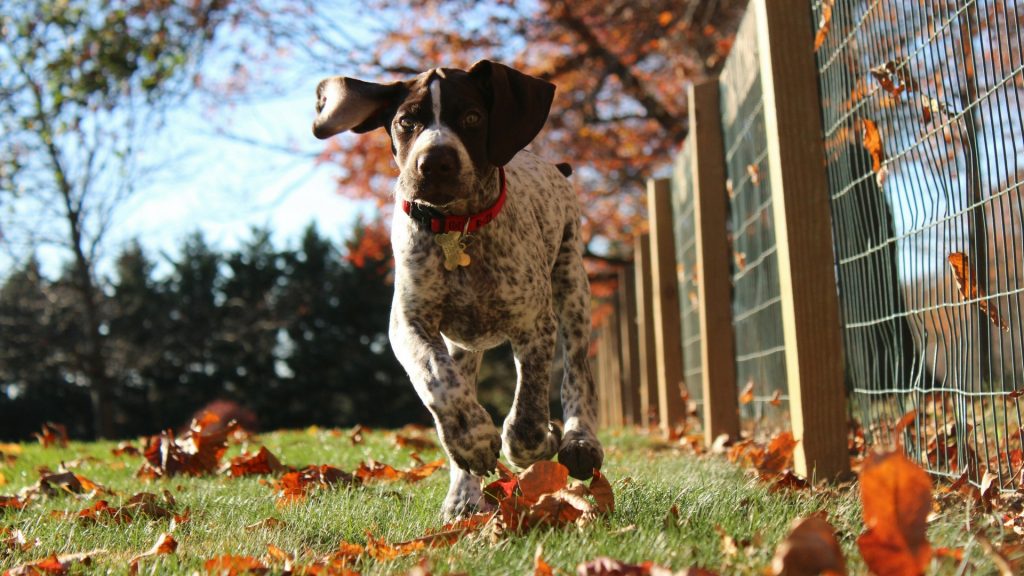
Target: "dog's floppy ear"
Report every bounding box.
[468,60,555,166]
[313,76,406,139]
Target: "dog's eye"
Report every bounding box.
[462,112,482,128]
[397,116,418,131]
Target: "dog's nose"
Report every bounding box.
[417,147,459,178]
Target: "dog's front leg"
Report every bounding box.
[502,311,562,470]
[389,310,501,479]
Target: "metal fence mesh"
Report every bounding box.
[672,143,704,421]
[718,10,791,437]
[815,0,1024,486]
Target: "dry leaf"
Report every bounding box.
[746,163,761,185]
[203,554,268,575]
[535,545,555,576]
[739,380,755,405]
[814,0,834,51]
[860,119,888,187]
[757,432,798,477]
[227,446,284,477]
[770,514,847,575]
[518,461,569,503]
[948,251,1010,332]
[857,450,932,576]
[870,60,919,99]
[34,422,68,448]
[129,533,178,574]
[769,390,783,407]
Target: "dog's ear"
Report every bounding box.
[313,77,406,139]
[468,60,555,166]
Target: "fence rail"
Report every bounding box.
[592,0,1024,490]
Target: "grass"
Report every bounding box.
[0,427,999,574]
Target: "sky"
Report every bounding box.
[2,29,380,282]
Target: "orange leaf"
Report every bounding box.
[34,422,68,448]
[770,514,847,576]
[739,380,755,405]
[657,11,673,27]
[203,554,268,575]
[746,163,761,185]
[403,458,446,483]
[589,470,615,513]
[814,0,834,51]
[769,389,783,407]
[860,119,889,186]
[518,461,569,504]
[227,447,284,477]
[757,432,798,476]
[948,252,1010,332]
[857,451,932,576]
[129,533,178,573]
[870,60,918,99]
[535,546,555,576]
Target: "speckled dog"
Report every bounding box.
[312,60,603,520]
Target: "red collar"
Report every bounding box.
[401,167,507,234]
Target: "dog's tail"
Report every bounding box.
[555,162,573,178]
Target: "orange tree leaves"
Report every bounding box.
[483,461,614,533]
[857,450,933,576]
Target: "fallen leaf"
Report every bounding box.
[769,390,783,407]
[245,517,287,531]
[137,416,239,479]
[860,119,889,187]
[394,434,437,451]
[948,252,1010,332]
[203,554,268,575]
[5,549,107,576]
[920,95,955,124]
[857,450,932,576]
[770,514,847,575]
[518,461,569,503]
[814,0,834,51]
[589,470,615,513]
[349,424,367,445]
[757,432,797,476]
[227,447,284,477]
[535,545,555,576]
[34,423,68,448]
[129,533,178,574]
[273,464,356,506]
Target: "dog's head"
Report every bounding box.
[312,60,554,209]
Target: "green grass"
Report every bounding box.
[0,428,997,574]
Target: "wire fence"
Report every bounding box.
[595,0,1023,488]
[671,144,704,423]
[815,0,1024,486]
[718,12,790,437]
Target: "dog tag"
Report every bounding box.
[435,232,471,271]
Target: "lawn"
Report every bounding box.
[0,426,1008,574]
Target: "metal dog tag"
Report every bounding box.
[435,232,471,271]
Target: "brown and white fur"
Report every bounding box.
[312,60,603,520]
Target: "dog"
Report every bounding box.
[312,60,603,519]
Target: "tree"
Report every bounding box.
[0,0,235,437]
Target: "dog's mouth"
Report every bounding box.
[399,178,468,213]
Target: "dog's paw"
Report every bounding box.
[441,471,494,523]
[558,426,604,480]
[501,419,562,470]
[444,407,502,477]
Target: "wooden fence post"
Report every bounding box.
[689,80,742,446]
[754,0,850,481]
[634,234,659,428]
[647,178,687,437]
[618,264,642,425]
